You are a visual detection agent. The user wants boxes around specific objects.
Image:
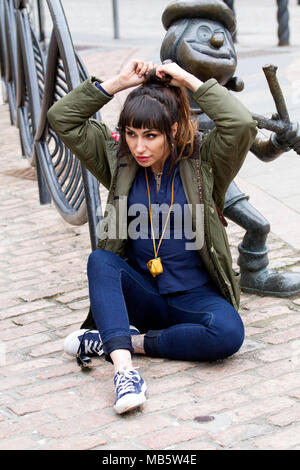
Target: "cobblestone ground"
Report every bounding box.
[0,47,300,451]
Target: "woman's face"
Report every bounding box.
[125,123,177,169]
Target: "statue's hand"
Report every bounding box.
[224,76,244,92]
[274,120,300,155]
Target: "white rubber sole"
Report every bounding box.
[113,383,147,414]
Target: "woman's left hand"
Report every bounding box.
[156,62,202,91]
[118,59,156,89]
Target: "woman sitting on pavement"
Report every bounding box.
[47,59,257,415]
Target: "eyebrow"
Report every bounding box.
[125,127,158,134]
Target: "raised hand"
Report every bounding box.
[100,59,203,96]
[100,59,156,95]
[118,59,155,89]
[156,61,203,91]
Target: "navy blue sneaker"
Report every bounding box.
[64,325,140,358]
[64,329,104,358]
[113,368,147,414]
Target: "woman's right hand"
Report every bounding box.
[100,59,156,95]
[118,59,156,89]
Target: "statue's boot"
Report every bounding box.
[238,244,300,297]
[224,181,300,297]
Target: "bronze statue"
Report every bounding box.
[160,0,300,297]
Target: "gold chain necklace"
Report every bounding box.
[145,167,177,278]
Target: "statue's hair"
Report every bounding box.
[117,69,198,170]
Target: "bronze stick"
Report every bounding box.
[262,64,290,124]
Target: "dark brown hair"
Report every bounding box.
[117,69,197,169]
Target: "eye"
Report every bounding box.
[197,25,212,42]
[125,130,135,137]
[146,133,158,139]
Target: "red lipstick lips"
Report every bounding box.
[136,156,150,162]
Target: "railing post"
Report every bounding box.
[0,0,8,103]
[112,0,120,39]
[223,0,234,11]
[277,0,290,46]
[36,0,45,44]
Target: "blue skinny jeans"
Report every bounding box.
[87,249,244,362]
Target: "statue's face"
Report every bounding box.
[176,19,237,85]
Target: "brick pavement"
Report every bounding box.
[1,40,300,451]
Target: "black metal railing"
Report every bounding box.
[3,0,18,124]
[0,0,103,250]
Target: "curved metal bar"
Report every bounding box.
[31,25,46,92]
[70,179,84,204]
[46,0,81,89]
[54,76,69,95]
[16,9,34,158]
[15,4,51,203]
[70,184,84,209]
[51,134,65,168]
[74,190,85,211]
[62,154,77,193]
[0,0,8,102]
[34,30,88,225]
[35,30,59,142]
[4,0,18,124]
[54,89,65,100]
[35,140,88,225]
[65,160,81,202]
[11,5,48,203]
[60,156,80,199]
[21,12,44,131]
[1,0,103,246]
[50,134,61,162]
[34,2,103,246]
[56,145,70,179]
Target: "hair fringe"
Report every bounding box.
[143,69,197,161]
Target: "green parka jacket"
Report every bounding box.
[47,76,257,327]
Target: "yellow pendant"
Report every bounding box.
[147,257,163,278]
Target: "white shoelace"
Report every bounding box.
[115,368,141,396]
[83,337,102,356]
